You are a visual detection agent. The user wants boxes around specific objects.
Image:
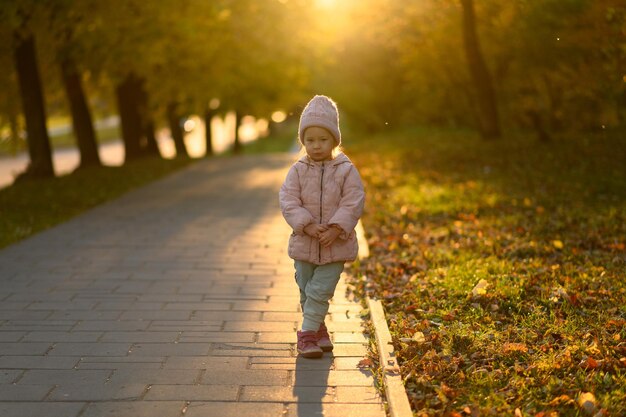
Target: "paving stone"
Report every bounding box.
[48,342,132,356]
[201,369,289,386]
[334,332,369,343]
[286,403,385,417]
[163,355,249,370]
[73,320,151,331]
[119,310,192,320]
[0,343,51,355]
[0,384,53,401]
[129,343,210,357]
[108,369,201,385]
[145,384,238,401]
[334,356,371,370]
[256,332,297,343]
[0,332,26,342]
[211,342,292,357]
[0,370,22,384]
[223,321,295,332]
[164,302,232,311]
[100,331,180,343]
[336,386,383,403]
[48,310,122,321]
[232,300,299,312]
[26,301,97,311]
[185,402,284,417]
[241,385,335,402]
[330,344,368,357]
[80,401,185,417]
[292,370,375,387]
[261,312,302,321]
[0,356,80,369]
[249,356,335,371]
[48,381,146,401]
[191,311,261,321]
[179,331,255,343]
[22,331,103,343]
[0,402,85,417]
[0,311,54,321]
[18,369,110,386]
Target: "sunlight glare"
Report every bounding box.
[271,111,287,123]
[316,0,337,9]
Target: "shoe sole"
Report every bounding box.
[319,345,333,352]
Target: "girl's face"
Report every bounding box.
[303,126,336,162]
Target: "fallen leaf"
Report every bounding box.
[578,392,597,415]
[357,358,373,368]
[471,279,490,297]
[413,331,426,343]
[549,394,573,406]
[580,357,599,370]
[503,342,529,354]
[552,240,564,249]
[515,408,523,417]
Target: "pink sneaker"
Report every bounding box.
[316,322,333,352]
[297,330,323,358]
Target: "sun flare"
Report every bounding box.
[315,0,337,9]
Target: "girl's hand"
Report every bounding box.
[304,223,328,238]
[319,224,342,247]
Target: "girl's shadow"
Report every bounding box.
[292,354,333,416]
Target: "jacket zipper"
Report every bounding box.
[319,161,325,263]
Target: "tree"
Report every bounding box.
[2,2,55,179]
[459,0,501,139]
[59,55,101,167]
[13,29,54,179]
[44,0,102,168]
[166,101,189,158]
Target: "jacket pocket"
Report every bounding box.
[288,233,312,261]
[329,235,358,262]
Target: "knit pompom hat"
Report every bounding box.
[298,95,341,146]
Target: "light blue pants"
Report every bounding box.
[294,260,345,332]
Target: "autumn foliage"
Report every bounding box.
[348,127,626,416]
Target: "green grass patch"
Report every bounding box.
[0,156,193,249]
[347,126,626,416]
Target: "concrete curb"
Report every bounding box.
[355,221,413,417]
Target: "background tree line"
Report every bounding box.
[1,0,623,180]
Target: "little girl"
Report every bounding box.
[279,95,365,358]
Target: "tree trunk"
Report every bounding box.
[460,0,501,139]
[204,108,214,157]
[233,111,243,154]
[60,57,101,168]
[136,79,160,157]
[166,102,189,158]
[115,73,144,162]
[144,119,161,157]
[13,32,54,179]
[8,112,21,156]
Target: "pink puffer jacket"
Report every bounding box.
[279,153,365,265]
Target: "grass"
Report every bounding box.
[0,156,193,249]
[346,126,626,417]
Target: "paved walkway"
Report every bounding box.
[0,154,385,417]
